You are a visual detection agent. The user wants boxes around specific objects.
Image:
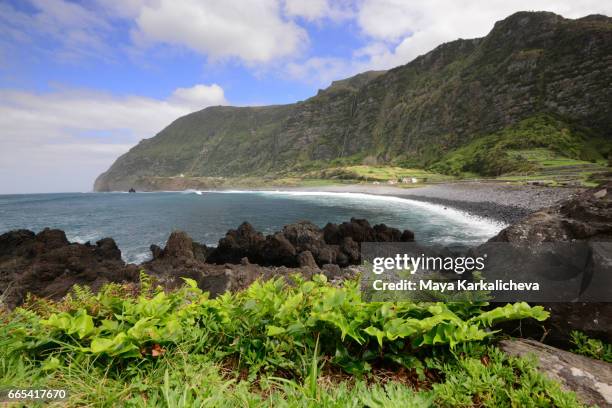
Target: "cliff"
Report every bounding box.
[94,12,612,191]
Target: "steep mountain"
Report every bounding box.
[94,12,612,191]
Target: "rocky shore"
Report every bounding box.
[1,181,610,346]
[0,218,413,309]
[488,181,612,346]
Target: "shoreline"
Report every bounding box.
[93,181,585,224]
[253,182,583,224]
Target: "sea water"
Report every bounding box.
[0,191,504,263]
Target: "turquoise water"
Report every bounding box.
[0,191,503,263]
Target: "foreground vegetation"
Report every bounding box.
[0,274,591,407]
[571,331,612,363]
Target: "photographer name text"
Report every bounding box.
[372,279,540,292]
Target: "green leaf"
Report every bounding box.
[90,337,115,353]
[182,277,198,288]
[70,309,95,339]
[41,356,60,371]
[364,326,386,347]
[266,325,286,336]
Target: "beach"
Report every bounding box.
[288,182,584,224]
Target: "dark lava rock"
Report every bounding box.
[0,229,36,259]
[0,228,138,309]
[150,244,163,260]
[142,232,338,298]
[150,231,210,262]
[297,250,317,268]
[208,218,415,267]
[321,264,342,280]
[324,218,374,243]
[166,231,195,259]
[0,225,357,309]
[490,182,612,346]
[490,182,612,243]
[95,238,122,261]
[340,237,360,265]
[260,233,297,266]
[282,221,327,261]
[206,222,264,264]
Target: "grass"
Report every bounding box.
[493,148,608,186]
[429,114,611,185]
[299,165,455,185]
[137,167,453,191]
[341,166,454,183]
[570,331,612,363]
[0,274,589,407]
[130,114,612,191]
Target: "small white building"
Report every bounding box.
[401,177,419,184]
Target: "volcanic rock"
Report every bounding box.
[0,228,138,309]
[260,233,297,266]
[207,218,415,267]
[490,181,612,243]
[490,182,612,346]
[206,222,264,264]
[297,250,317,268]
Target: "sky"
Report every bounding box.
[0,0,610,194]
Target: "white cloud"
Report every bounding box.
[4,0,610,75]
[130,0,308,63]
[283,0,353,22]
[2,0,312,66]
[355,0,612,70]
[283,0,612,86]
[170,84,227,110]
[0,0,115,63]
[284,0,330,20]
[286,57,356,86]
[0,84,227,193]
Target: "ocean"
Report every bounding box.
[0,190,504,264]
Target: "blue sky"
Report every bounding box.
[0,0,610,193]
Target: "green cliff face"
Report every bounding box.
[94,12,612,191]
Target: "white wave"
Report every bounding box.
[67,232,101,244]
[127,251,151,265]
[214,189,505,239]
[181,189,203,195]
